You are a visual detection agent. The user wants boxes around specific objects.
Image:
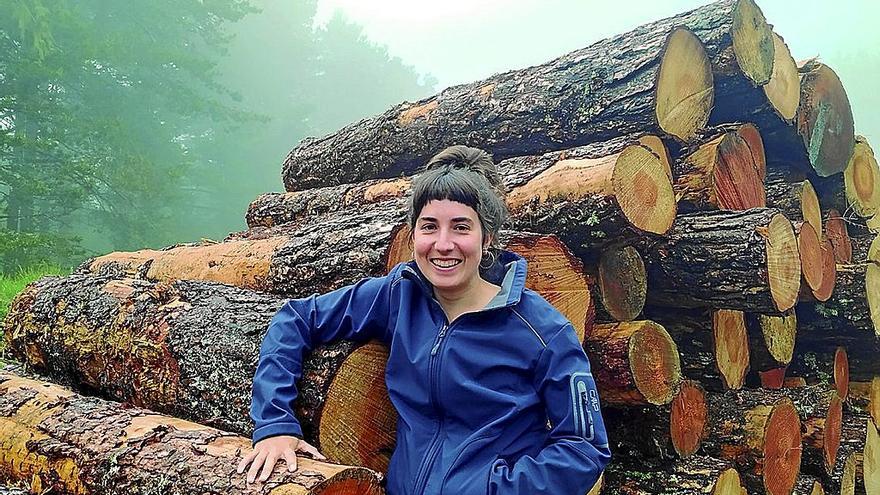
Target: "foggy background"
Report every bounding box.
[1,0,875,271]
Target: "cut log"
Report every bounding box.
[602,456,744,494]
[745,312,797,388]
[867,419,880,494]
[644,208,801,313]
[845,136,880,218]
[826,209,854,263]
[794,477,825,495]
[799,389,844,477]
[710,30,799,129]
[675,124,766,211]
[763,60,856,178]
[504,137,677,252]
[0,374,384,495]
[700,390,802,495]
[836,347,851,401]
[277,0,794,191]
[594,245,646,322]
[798,261,880,340]
[585,320,682,406]
[848,378,880,429]
[806,238,837,303]
[764,177,823,240]
[246,178,412,228]
[796,222,826,293]
[670,380,709,457]
[1,275,397,473]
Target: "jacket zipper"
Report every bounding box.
[411,300,457,494]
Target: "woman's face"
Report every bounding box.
[413,199,490,296]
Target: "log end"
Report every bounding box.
[762,398,802,495]
[384,224,412,272]
[871,376,880,429]
[713,309,750,390]
[759,313,797,366]
[731,0,775,86]
[306,469,387,495]
[759,367,787,389]
[738,122,767,181]
[714,130,766,210]
[627,321,682,405]
[824,393,843,473]
[598,245,646,322]
[613,143,677,235]
[765,213,801,312]
[798,62,855,177]
[845,136,880,217]
[798,222,825,293]
[319,343,397,473]
[712,468,745,495]
[866,420,880,495]
[834,347,850,401]
[763,32,800,121]
[825,209,853,263]
[801,180,824,240]
[655,27,713,142]
[670,380,708,457]
[810,238,837,302]
[506,233,593,341]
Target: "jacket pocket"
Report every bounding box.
[439,433,496,492]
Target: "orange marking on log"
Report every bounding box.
[506,155,618,210]
[398,100,438,126]
[478,83,496,97]
[359,178,412,204]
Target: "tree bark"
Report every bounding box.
[644,208,801,313]
[603,456,744,495]
[279,0,782,191]
[0,373,384,495]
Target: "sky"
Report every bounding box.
[313,0,880,144]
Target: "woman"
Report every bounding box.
[238,146,610,494]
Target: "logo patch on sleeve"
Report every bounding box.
[570,372,598,440]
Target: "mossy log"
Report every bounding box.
[0,374,384,495]
[644,208,801,313]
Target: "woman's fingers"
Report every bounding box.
[246,450,268,484]
[258,451,280,482]
[237,448,257,474]
[296,440,327,461]
[283,448,298,472]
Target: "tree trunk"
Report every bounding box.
[584,320,682,406]
[764,175,824,239]
[644,208,801,313]
[591,245,647,322]
[2,275,397,473]
[0,373,384,495]
[280,0,780,191]
[844,136,880,218]
[603,456,745,495]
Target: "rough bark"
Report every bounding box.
[644,208,801,313]
[2,275,396,473]
[0,374,384,495]
[764,174,824,238]
[744,312,797,388]
[797,262,880,342]
[280,0,781,191]
[826,209,854,264]
[603,456,744,495]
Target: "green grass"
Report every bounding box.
[1,265,67,361]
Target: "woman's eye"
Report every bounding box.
[455,224,471,231]
[420,224,436,231]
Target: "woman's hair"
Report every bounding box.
[408,145,508,253]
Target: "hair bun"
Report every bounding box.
[424,145,502,190]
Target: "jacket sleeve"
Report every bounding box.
[250,271,398,444]
[488,324,611,494]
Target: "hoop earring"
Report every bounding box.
[480,248,496,269]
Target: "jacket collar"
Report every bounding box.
[401,250,527,309]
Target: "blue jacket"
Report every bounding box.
[251,250,610,494]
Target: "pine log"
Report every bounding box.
[674,123,766,212]
[644,208,801,313]
[795,477,825,495]
[827,209,854,263]
[710,30,799,130]
[796,222,826,293]
[836,347,851,401]
[848,378,880,429]
[282,0,785,191]
[585,321,682,406]
[797,387,844,478]
[763,60,856,178]
[277,0,790,190]
[803,238,838,303]
[602,456,744,495]
[798,261,880,340]
[643,306,749,391]
[1,275,397,473]
[701,389,803,495]
[593,245,646,322]
[765,176,823,239]
[0,374,384,495]
[745,312,797,388]
[867,419,880,494]
[845,136,880,218]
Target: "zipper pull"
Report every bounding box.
[431,324,448,356]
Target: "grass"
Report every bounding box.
[1,265,67,362]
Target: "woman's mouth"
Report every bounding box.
[430,258,462,270]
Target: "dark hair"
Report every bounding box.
[408,145,508,254]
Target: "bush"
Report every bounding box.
[0,230,84,275]
[0,264,67,361]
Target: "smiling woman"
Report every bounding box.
[242,145,611,494]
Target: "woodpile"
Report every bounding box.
[2,0,878,493]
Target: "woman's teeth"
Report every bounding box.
[431,259,461,268]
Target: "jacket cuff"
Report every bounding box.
[252,422,304,446]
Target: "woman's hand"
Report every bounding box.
[237,435,327,484]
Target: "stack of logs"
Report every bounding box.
[2,0,879,493]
